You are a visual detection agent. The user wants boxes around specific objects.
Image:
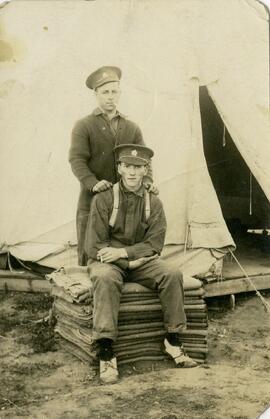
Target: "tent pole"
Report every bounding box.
[249,171,253,216]
[222,124,226,147]
[184,223,190,255]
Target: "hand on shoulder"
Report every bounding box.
[92,180,113,193]
[143,182,159,195]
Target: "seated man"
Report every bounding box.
[85,144,197,384]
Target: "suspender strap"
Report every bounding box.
[109,182,151,228]
[109,183,120,228]
[144,190,151,221]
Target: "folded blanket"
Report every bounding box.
[57,336,168,366]
[187,352,206,360]
[179,330,207,337]
[116,345,164,358]
[118,321,164,331]
[120,298,161,306]
[56,322,93,343]
[51,266,208,366]
[184,289,205,297]
[119,312,164,321]
[119,304,162,313]
[55,326,95,358]
[54,312,92,330]
[117,329,166,342]
[57,337,97,365]
[118,328,165,338]
[187,322,208,329]
[113,337,163,351]
[183,344,208,353]
[186,307,207,312]
[48,267,92,301]
[180,338,207,345]
[48,267,203,300]
[183,312,207,319]
[54,298,91,315]
[122,279,202,294]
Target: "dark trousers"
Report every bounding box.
[76,186,93,266]
[88,258,186,342]
[76,208,89,266]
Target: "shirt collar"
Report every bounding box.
[119,180,145,197]
[93,107,126,119]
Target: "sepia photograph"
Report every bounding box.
[0,0,270,418]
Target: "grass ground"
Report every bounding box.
[0,290,270,419]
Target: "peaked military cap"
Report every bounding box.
[86,66,121,90]
[114,144,154,166]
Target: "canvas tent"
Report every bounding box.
[0,0,269,278]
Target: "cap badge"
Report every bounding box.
[131,150,138,156]
[102,72,108,78]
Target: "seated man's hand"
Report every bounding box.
[143,182,159,195]
[97,247,127,263]
[92,180,113,193]
[128,254,158,270]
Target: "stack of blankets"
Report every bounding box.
[48,266,208,366]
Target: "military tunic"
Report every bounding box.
[85,182,187,342]
[69,108,149,265]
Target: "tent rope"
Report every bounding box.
[7,252,32,273]
[67,241,72,267]
[13,254,32,271]
[7,252,13,271]
[228,248,270,313]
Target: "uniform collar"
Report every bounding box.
[93,107,126,119]
[119,180,145,197]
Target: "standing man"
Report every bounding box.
[85,144,197,384]
[69,66,156,265]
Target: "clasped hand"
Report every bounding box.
[97,247,123,263]
[97,248,158,267]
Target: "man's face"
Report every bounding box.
[118,162,148,191]
[95,81,121,113]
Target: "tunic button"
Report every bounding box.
[102,126,106,130]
